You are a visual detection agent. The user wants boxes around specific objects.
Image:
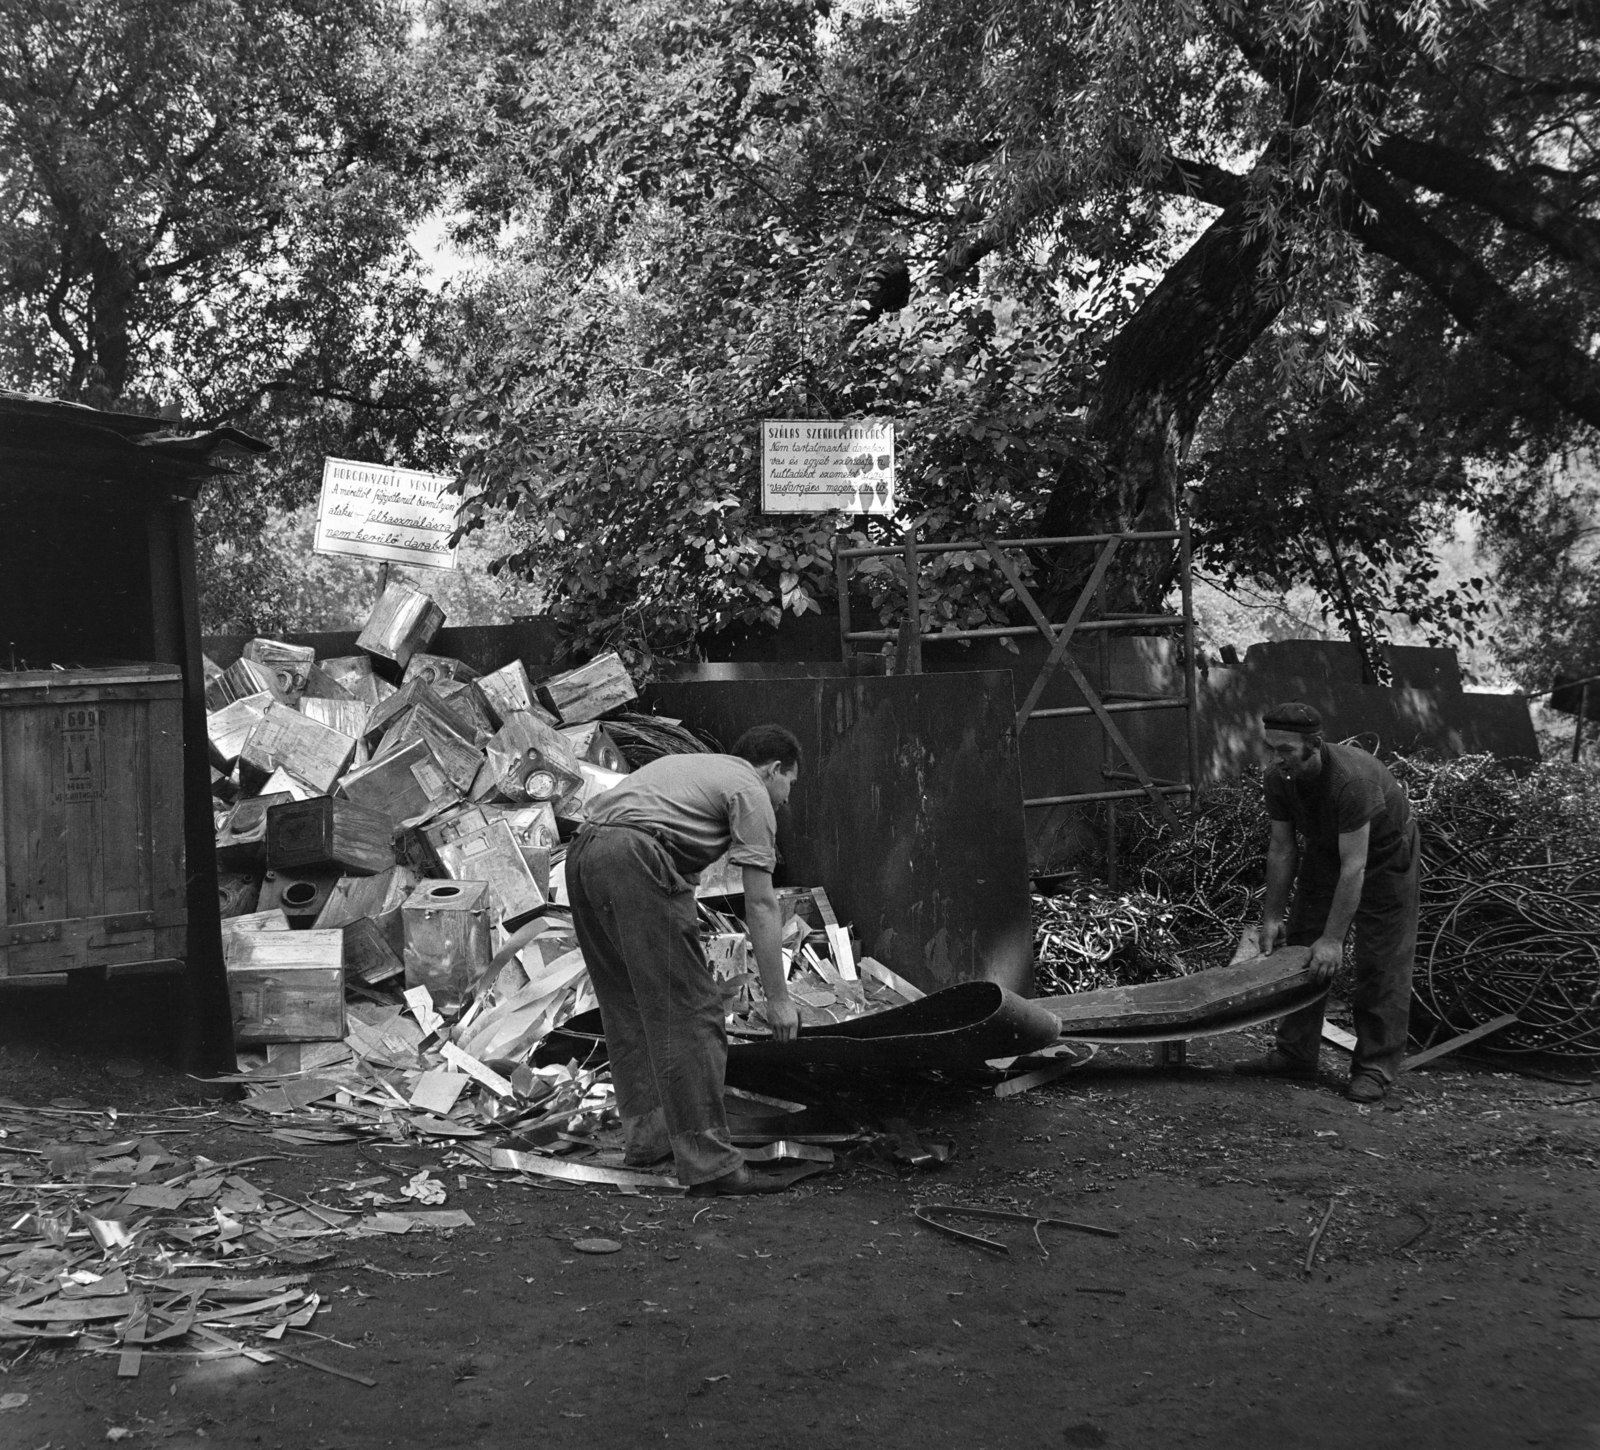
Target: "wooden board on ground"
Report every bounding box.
[1403,1012,1519,1071]
[1041,947,1315,1033]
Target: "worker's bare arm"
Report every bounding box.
[1310,823,1370,983]
[743,865,799,1042]
[1258,818,1298,955]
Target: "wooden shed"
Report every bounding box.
[0,392,269,1071]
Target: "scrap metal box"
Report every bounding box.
[0,663,188,977]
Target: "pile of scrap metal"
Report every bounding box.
[1032,882,1191,995]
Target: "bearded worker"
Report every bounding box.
[1236,702,1422,1103]
[566,724,804,1196]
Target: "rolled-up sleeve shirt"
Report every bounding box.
[584,754,777,878]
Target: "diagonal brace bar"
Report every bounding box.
[982,537,1181,832]
[983,536,1120,729]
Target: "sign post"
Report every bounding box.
[760,419,895,515]
[312,457,461,572]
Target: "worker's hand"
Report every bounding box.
[1309,936,1344,984]
[765,996,801,1043]
[1257,917,1286,956]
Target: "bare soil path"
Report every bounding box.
[3,1014,1598,1450]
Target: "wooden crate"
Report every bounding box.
[225,929,345,1044]
[0,664,187,977]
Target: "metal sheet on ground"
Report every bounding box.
[542,982,1062,1071]
[1038,948,1315,1032]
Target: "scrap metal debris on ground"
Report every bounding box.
[0,1098,446,1381]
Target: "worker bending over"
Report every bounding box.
[1238,702,1421,1103]
[566,724,803,1195]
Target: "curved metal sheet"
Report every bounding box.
[1054,985,1329,1044]
[538,982,1062,1071]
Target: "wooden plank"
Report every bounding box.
[1042,947,1315,1032]
[1403,1012,1518,1071]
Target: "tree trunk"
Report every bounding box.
[1036,198,1290,613]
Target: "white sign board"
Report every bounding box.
[760,419,895,514]
[312,457,460,571]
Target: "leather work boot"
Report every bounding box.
[1233,1050,1319,1080]
[685,1164,793,1197]
[1346,1072,1387,1103]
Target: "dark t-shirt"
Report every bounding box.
[1264,742,1412,879]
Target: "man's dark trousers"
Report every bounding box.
[1275,820,1422,1084]
[566,825,743,1185]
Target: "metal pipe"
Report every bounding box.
[1029,699,1188,719]
[1024,785,1194,808]
[844,615,1184,644]
[1179,514,1201,815]
[834,530,854,666]
[903,520,923,674]
[837,530,1183,560]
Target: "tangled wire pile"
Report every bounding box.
[1091,753,1600,1059]
[605,712,720,766]
[1032,883,1189,995]
[1393,755,1600,1058]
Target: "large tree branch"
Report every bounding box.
[1345,167,1600,431]
[1374,134,1600,276]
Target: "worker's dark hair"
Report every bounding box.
[1262,701,1323,737]
[732,724,802,770]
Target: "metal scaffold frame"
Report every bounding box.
[834,522,1200,833]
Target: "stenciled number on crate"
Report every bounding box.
[58,707,106,805]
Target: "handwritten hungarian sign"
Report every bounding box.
[313,457,460,570]
[760,419,895,514]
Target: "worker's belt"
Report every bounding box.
[579,820,670,848]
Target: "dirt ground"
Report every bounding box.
[3,989,1599,1450]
